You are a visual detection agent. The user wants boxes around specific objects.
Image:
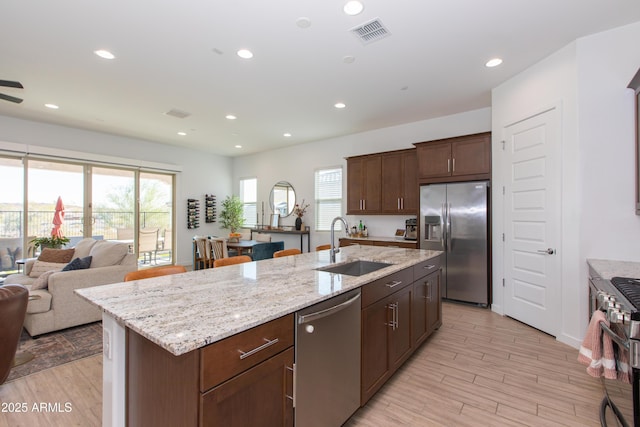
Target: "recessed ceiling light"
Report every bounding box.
[45,103,59,109]
[485,58,503,68]
[94,49,115,60]
[283,133,292,137]
[235,145,242,149]
[343,1,364,16]
[343,55,355,64]
[296,17,311,29]
[226,114,237,120]
[237,49,253,59]
[177,131,187,136]
[334,102,346,109]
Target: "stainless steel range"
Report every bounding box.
[589,273,640,426]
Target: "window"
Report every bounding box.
[314,167,343,231]
[240,178,257,228]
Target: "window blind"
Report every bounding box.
[314,167,343,231]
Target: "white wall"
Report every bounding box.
[232,108,491,250]
[0,115,233,267]
[492,20,640,349]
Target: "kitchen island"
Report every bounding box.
[77,245,442,426]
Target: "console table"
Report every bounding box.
[250,227,311,252]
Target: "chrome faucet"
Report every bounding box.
[330,216,349,263]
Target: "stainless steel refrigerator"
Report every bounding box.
[420,181,489,306]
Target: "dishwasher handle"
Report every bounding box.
[297,292,361,324]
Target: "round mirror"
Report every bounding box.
[270,181,296,217]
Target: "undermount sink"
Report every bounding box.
[316,260,393,277]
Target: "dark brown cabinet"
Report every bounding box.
[339,238,417,249]
[361,283,413,404]
[415,132,491,183]
[381,149,418,214]
[412,268,441,347]
[347,155,382,214]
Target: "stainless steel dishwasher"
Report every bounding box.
[295,288,361,427]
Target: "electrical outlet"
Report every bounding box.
[103,327,112,360]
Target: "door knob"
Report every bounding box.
[537,248,555,255]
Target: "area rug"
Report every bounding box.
[7,322,103,382]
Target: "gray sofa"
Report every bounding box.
[3,238,137,336]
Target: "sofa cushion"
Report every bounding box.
[89,241,128,268]
[31,269,58,290]
[26,290,52,314]
[28,261,67,278]
[38,247,75,263]
[62,256,92,271]
[72,238,98,259]
[2,273,35,287]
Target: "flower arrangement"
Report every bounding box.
[293,199,310,218]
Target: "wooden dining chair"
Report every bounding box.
[315,244,331,251]
[210,238,229,260]
[213,255,252,268]
[124,265,187,281]
[273,248,302,258]
[194,236,214,269]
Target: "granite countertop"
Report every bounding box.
[76,245,441,356]
[587,258,640,280]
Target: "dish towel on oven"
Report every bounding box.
[578,311,630,383]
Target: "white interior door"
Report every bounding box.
[503,107,561,336]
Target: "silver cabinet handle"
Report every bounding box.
[385,280,403,288]
[286,365,295,405]
[386,304,396,330]
[447,158,451,172]
[423,264,436,270]
[537,248,555,255]
[452,158,456,172]
[238,337,279,360]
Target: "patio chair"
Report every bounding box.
[139,228,159,264]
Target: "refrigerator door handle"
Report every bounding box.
[446,203,452,253]
[440,203,447,250]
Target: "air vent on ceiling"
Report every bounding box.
[165,108,191,119]
[350,18,390,45]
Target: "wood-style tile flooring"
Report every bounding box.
[0,302,623,426]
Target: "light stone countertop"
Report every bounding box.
[76,245,442,356]
[587,258,640,280]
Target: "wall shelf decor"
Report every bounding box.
[187,198,200,229]
[205,194,217,223]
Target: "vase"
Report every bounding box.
[295,216,302,231]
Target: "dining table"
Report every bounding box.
[226,239,259,256]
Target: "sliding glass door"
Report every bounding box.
[0,157,26,277]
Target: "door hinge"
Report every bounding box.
[502,186,505,195]
[502,278,505,287]
[502,233,505,242]
[501,140,506,150]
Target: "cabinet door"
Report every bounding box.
[362,155,382,212]
[451,134,491,176]
[416,142,451,179]
[361,297,391,404]
[401,151,418,213]
[381,152,403,212]
[388,284,413,373]
[412,279,429,347]
[200,347,294,427]
[426,270,442,333]
[347,157,364,213]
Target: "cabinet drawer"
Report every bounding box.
[200,314,294,392]
[361,268,413,307]
[373,241,417,249]
[413,256,442,281]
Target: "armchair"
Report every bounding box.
[251,241,285,261]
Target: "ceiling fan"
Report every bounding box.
[0,79,24,104]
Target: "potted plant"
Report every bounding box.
[220,195,244,242]
[31,235,71,250]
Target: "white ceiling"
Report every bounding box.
[1,1,640,157]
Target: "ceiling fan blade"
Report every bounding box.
[0,93,24,103]
[0,80,23,89]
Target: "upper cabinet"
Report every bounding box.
[381,150,418,214]
[347,150,418,215]
[414,132,491,183]
[347,154,382,214]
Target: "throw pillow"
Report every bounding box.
[38,247,75,263]
[28,261,67,278]
[31,269,58,290]
[89,241,128,268]
[62,256,92,271]
[72,238,98,259]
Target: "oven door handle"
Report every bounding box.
[599,321,630,350]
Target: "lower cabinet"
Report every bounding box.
[412,269,442,347]
[200,347,294,426]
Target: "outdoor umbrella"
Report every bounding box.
[51,196,65,238]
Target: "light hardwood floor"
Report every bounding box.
[0,302,620,426]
